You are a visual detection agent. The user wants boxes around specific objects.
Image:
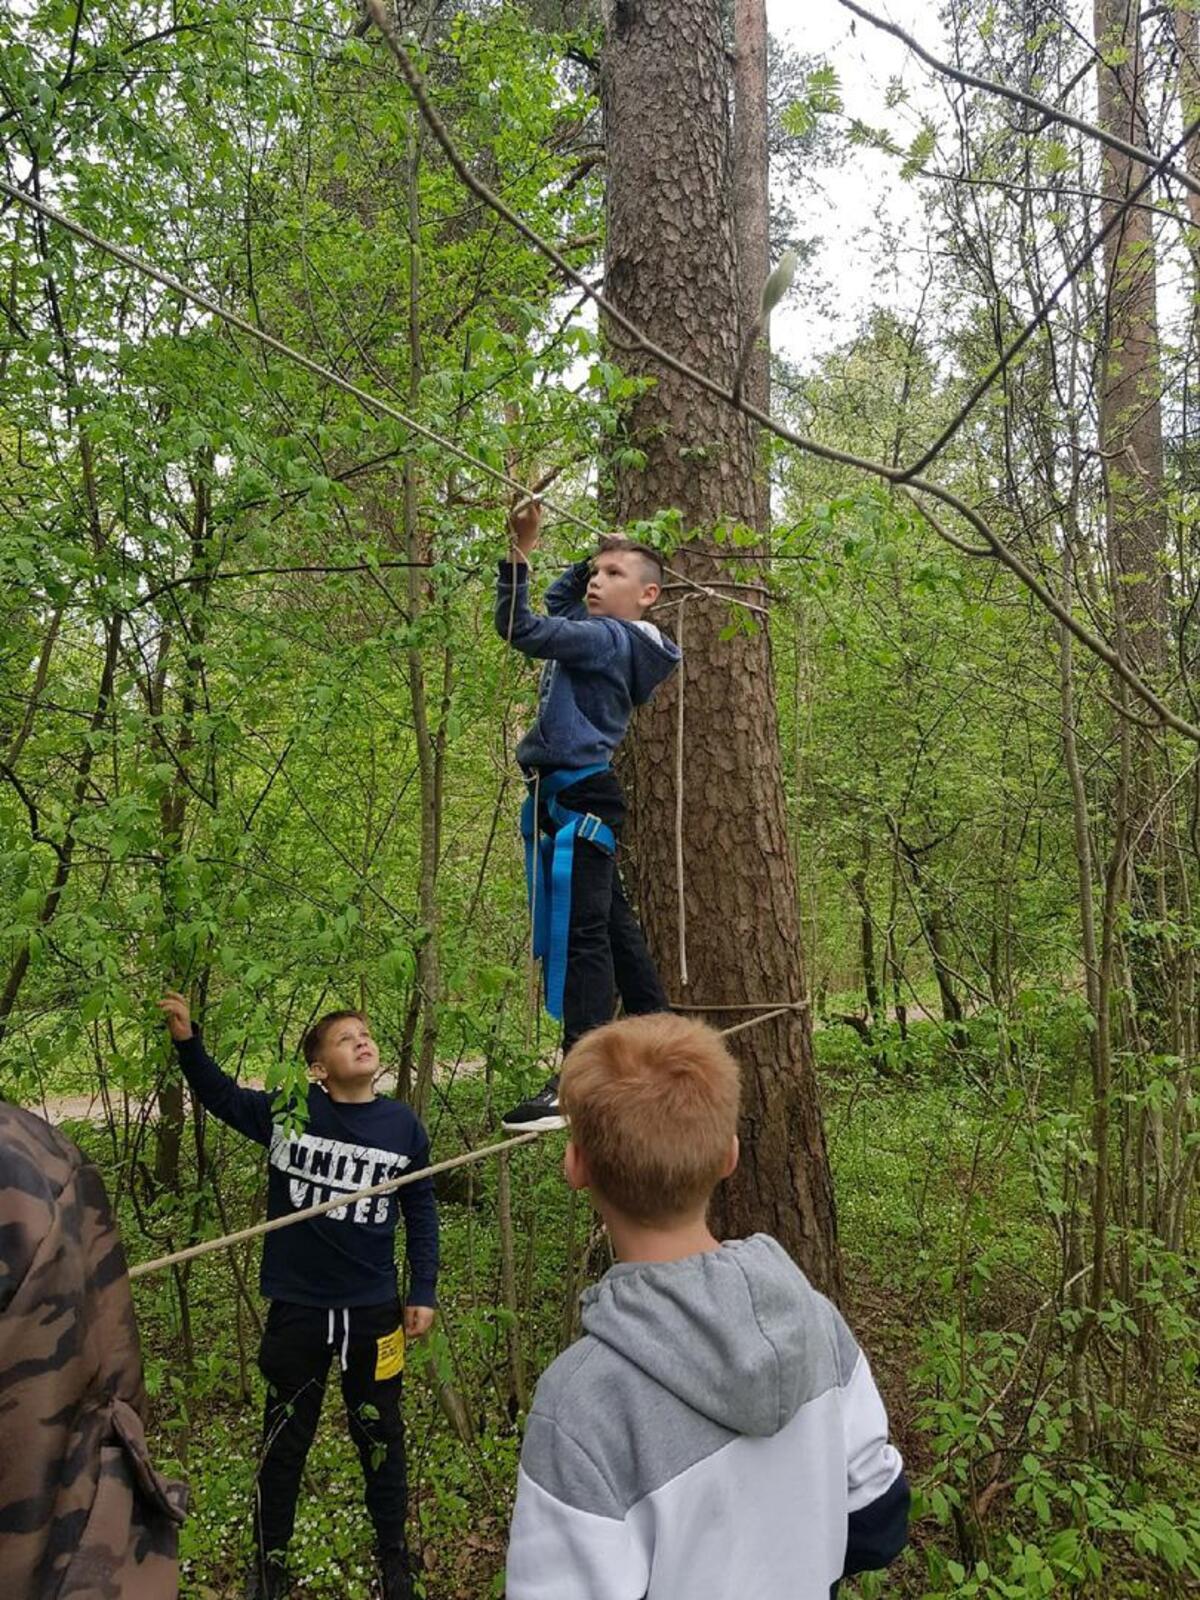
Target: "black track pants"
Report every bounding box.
[253,1298,408,1561]
[548,770,669,1052]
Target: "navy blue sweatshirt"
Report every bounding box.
[496,558,681,772]
[174,1033,438,1309]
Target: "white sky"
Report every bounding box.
[766,0,944,364]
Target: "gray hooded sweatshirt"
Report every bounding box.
[507,1235,908,1600]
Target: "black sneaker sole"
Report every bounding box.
[501,1112,567,1133]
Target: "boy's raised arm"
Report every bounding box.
[495,559,618,666]
[496,496,617,665]
[157,991,276,1147]
[543,558,592,617]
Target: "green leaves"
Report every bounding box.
[781,64,843,137]
[901,120,937,181]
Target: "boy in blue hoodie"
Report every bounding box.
[506,1013,911,1600]
[158,993,437,1600]
[497,500,681,1131]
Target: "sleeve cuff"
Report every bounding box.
[408,1279,438,1308]
[497,558,529,582]
[173,1030,204,1060]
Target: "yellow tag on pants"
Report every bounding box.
[375,1326,405,1380]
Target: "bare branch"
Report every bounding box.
[899,114,1198,480]
[837,0,1200,199]
[7,41,1198,740]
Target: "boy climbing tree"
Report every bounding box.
[157,994,437,1600]
[497,499,680,1131]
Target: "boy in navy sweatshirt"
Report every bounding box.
[506,1013,910,1600]
[158,993,437,1600]
[497,500,680,1131]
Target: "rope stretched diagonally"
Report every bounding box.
[0,180,765,622]
[128,1131,543,1280]
[126,1005,804,1283]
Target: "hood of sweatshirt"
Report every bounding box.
[578,1234,831,1438]
[624,618,681,705]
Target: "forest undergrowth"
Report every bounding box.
[59,1015,1200,1600]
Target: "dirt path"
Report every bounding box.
[34,1061,486,1127]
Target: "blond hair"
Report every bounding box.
[559,1013,740,1223]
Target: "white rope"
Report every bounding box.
[129,1129,543,1280]
[0,180,765,619]
[126,1006,797,1283]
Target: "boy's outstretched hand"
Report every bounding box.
[405,1305,435,1339]
[157,991,194,1041]
[508,495,542,562]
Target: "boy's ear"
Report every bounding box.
[642,580,661,608]
[720,1134,739,1181]
[308,1057,327,1082]
[564,1139,591,1192]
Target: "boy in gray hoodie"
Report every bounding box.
[505,1013,910,1600]
[496,500,681,1132]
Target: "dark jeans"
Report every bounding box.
[254,1299,408,1564]
[546,770,669,1052]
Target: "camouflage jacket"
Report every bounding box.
[0,1102,187,1598]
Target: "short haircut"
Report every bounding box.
[559,1013,740,1223]
[303,1009,367,1067]
[596,535,664,591]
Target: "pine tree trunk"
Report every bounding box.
[600,0,840,1296]
[733,0,771,533]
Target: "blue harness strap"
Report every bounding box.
[521,764,616,1021]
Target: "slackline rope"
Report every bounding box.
[127,1004,803,1282]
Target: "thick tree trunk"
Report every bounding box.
[601,0,840,1295]
[733,0,771,532]
[1091,0,1179,1408]
[1172,7,1200,311]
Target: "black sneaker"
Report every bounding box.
[501,1075,565,1132]
[244,1553,289,1600]
[378,1544,415,1600]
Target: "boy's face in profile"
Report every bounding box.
[586,549,660,620]
[310,1016,379,1096]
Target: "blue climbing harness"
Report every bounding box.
[521,763,616,1021]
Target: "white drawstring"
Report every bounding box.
[326,1307,351,1372]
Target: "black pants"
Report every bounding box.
[547,770,669,1053]
[254,1299,408,1562]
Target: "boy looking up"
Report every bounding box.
[157,994,437,1600]
[496,500,680,1132]
[505,1013,911,1600]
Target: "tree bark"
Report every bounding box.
[733,0,771,533]
[851,836,882,1024]
[1094,0,1167,669]
[601,0,840,1295]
